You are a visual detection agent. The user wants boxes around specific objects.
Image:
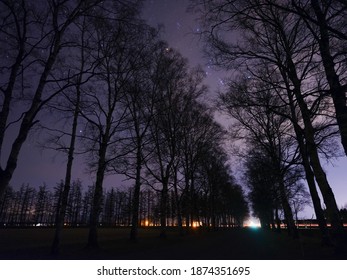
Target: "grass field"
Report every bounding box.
[0,227,345,260]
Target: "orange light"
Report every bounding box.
[192,221,200,228]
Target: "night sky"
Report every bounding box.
[5,0,347,218]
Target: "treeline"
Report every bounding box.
[194,0,347,251]
[0,179,246,229]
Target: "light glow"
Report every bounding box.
[192,221,200,228]
[245,219,261,228]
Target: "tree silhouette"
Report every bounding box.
[194,0,345,247]
[0,0,102,199]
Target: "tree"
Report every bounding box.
[0,0,102,199]
[143,47,207,237]
[34,184,49,225]
[102,188,116,226]
[75,1,147,248]
[196,145,249,229]
[178,101,227,229]
[49,9,97,254]
[245,151,280,229]
[115,29,162,241]
[271,0,347,156]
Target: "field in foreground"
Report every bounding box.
[0,227,345,260]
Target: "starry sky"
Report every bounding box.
[6,0,347,218]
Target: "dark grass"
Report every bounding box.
[0,227,345,260]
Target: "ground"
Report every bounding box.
[0,227,345,260]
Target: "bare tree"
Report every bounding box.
[114,30,163,241]
[269,0,347,156]
[49,10,97,254]
[0,0,102,199]
[75,1,146,248]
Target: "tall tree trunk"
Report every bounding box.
[278,173,298,238]
[130,143,142,241]
[300,149,331,245]
[0,2,27,194]
[0,24,64,199]
[286,93,332,245]
[172,165,183,234]
[292,83,345,248]
[87,143,107,248]
[51,82,81,254]
[285,47,345,247]
[0,43,25,168]
[310,0,347,157]
[159,178,168,238]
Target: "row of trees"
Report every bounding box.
[0,180,246,228]
[194,0,347,251]
[0,0,248,254]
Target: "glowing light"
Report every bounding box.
[192,221,200,228]
[144,220,149,227]
[245,219,261,229]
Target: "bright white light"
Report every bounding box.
[246,219,261,228]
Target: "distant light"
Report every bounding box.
[245,219,261,229]
[192,221,200,228]
[249,221,258,228]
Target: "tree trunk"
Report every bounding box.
[87,144,107,248]
[278,175,298,238]
[286,93,332,245]
[0,26,64,199]
[275,207,281,232]
[293,87,345,248]
[300,151,331,246]
[285,47,345,247]
[0,44,25,169]
[130,144,142,241]
[159,178,168,238]
[51,79,81,254]
[172,166,183,234]
[0,2,27,187]
[310,0,347,157]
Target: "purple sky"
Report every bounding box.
[6,0,347,219]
